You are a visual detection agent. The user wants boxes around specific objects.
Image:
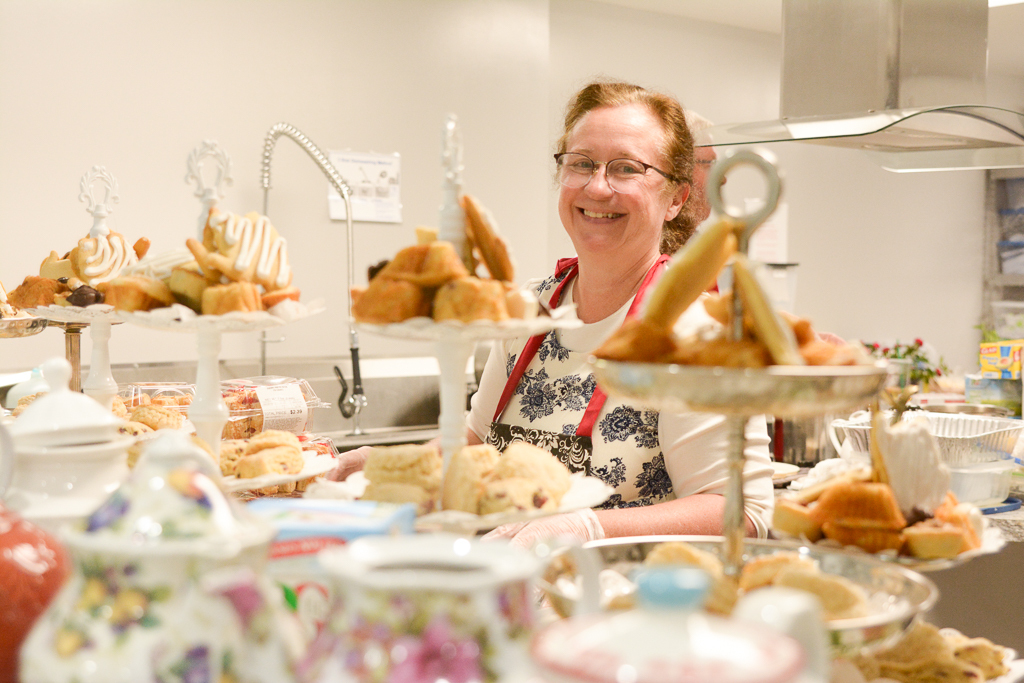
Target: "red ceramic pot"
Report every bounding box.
[0,503,70,683]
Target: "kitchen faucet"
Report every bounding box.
[259,122,366,435]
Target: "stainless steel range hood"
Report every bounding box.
[701,0,1024,172]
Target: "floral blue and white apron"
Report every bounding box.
[486,255,673,508]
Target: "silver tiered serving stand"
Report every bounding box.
[357,115,580,505]
[29,166,124,407]
[591,149,889,576]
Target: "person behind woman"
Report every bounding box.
[473,80,774,547]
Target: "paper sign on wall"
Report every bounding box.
[327,150,402,223]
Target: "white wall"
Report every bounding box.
[0,0,551,372]
[1,0,1017,377]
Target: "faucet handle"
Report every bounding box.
[185,140,234,238]
[79,165,119,238]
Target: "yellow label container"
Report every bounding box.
[979,340,1024,378]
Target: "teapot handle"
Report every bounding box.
[0,421,13,500]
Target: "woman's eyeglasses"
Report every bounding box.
[554,152,679,192]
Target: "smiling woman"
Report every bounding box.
[469,80,775,549]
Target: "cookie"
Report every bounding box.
[441,444,501,513]
[738,552,817,593]
[129,404,185,431]
[110,396,129,419]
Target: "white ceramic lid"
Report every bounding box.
[531,568,806,683]
[318,533,540,592]
[9,357,124,448]
[63,430,273,557]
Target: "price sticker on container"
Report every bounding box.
[255,383,309,433]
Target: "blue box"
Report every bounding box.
[965,374,1022,417]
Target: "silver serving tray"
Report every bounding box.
[0,316,47,339]
[539,535,938,657]
[590,358,889,418]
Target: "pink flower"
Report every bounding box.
[389,618,483,683]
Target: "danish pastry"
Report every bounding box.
[69,232,146,286]
[188,208,292,292]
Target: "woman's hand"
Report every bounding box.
[482,509,605,548]
[324,445,372,482]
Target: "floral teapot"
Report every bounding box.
[19,430,301,683]
[302,533,542,683]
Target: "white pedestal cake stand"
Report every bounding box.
[116,307,315,456]
[357,315,580,479]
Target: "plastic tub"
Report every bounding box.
[220,376,328,439]
[991,300,1024,340]
[948,460,1016,507]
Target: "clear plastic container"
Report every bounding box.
[991,300,1024,340]
[118,382,195,413]
[948,459,1016,507]
[220,376,327,439]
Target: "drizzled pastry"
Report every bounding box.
[40,232,150,287]
[187,208,292,292]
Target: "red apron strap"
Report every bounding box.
[492,254,669,436]
[492,259,579,423]
[576,254,670,437]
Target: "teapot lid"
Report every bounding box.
[62,430,272,557]
[531,567,806,683]
[319,533,540,592]
[9,357,123,448]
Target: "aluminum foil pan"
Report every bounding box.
[833,411,1022,465]
[538,535,938,657]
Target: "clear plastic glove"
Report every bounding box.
[481,509,605,548]
[324,445,372,482]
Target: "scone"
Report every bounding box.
[441,444,501,513]
[236,446,304,478]
[363,444,443,495]
[218,439,249,477]
[351,278,431,323]
[361,482,435,515]
[129,404,184,431]
[478,477,557,515]
[492,442,572,503]
[245,429,302,455]
[118,421,154,437]
[738,552,817,592]
[772,566,868,621]
[433,277,509,323]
